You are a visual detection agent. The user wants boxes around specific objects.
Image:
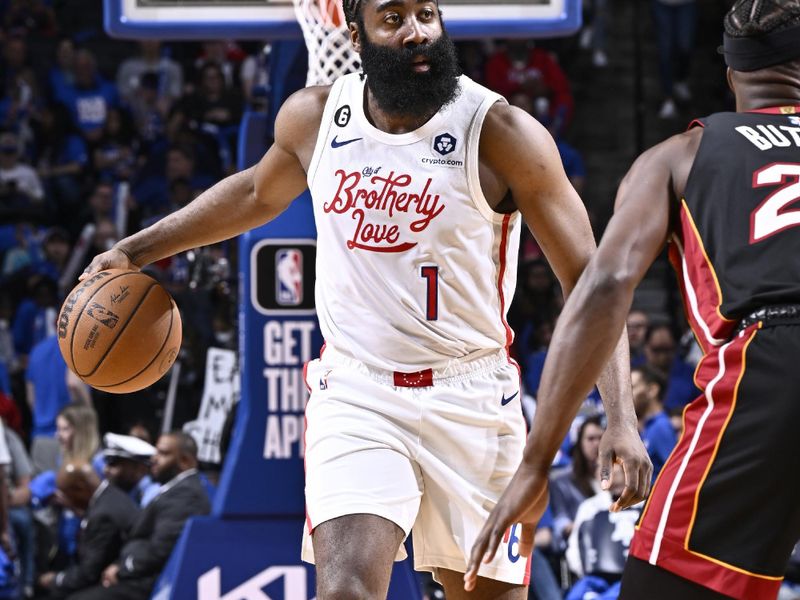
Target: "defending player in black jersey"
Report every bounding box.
[466,1,800,598]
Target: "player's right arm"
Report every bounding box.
[80,87,329,278]
[465,128,700,590]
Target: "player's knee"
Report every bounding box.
[316,573,377,600]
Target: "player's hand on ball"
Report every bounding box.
[463,464,548,592]
[80,246,139,281]
[599,423,653,511]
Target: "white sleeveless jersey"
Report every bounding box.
[307,73,522,372]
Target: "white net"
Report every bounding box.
[292,0,361,86]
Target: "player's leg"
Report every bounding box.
[303,356,423,599]
[412,358,530,595]
[437,568,527,600]
[312,514,405,599]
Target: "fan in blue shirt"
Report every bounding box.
[632,364,677,479]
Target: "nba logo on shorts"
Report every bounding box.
[276,249,303,306]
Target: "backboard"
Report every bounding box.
[104,0,581,40]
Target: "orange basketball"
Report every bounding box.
[57,269,182,394]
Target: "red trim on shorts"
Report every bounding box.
[630,330,774,599]
[523,552,532,586]
[302,361,313,533]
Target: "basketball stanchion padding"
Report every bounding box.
[57,269,182,393]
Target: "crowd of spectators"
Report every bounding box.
[0,2,797,600]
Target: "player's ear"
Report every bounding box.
[349,21,362,53]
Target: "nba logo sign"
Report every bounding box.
[276,249,303,306]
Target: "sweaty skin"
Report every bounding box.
[80,1,650,597]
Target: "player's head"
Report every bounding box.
[631,364,667,419]
[344,0,460,117]
[151,431,199,484]
[720,0,800,94]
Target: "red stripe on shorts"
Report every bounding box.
[629,329,779,599]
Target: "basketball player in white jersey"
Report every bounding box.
[81,0,652,596]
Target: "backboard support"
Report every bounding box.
[104,0,582,40]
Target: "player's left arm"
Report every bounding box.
[480,103,648,494]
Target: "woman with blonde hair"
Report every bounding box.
[55,403,101,467]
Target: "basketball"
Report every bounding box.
[57,269,182,394]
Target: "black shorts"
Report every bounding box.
[628,322,800,599]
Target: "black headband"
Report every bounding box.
[720,22,800,71]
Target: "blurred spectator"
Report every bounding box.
[92,106,139,184]
[86,218,119,259]
[70,432,211,600]
[56,404,101,466]
[32,227,71,283]
[116,41,183,106]
[170,62,243,172]
[36,103,89,225]
[485,40,574,137]
[131,145,212,218]
[39,461,139,598]
[239,43,271,110]
[102,433,158,507]
[13,275,58,361]
[77,181,115,232]
[550,415,604,551]
[192,41,246,89]
[0,33,41,150]
[652,0,697,119]
[528,505,562,600]
[3,0,57,37]
[125,71,168,149]
[54,49,119,143]
[48,38,76,105]
[565,464,641,599]
[627,309,649,366]
[4,422,33,596]
[0,130,45,207]
[631,365,676,478]
[643,323,700,412]
[0,293,18,385]
[0,419,13,563]
[580,0,609,67]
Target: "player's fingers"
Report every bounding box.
[519,523,535,558]
[598,448,613,491]
[465,527,492,591]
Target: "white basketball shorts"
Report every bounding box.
[301,345,531,585]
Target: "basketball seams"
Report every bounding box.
[77,280,159,378]
[67,272,150,378]
[90,297,177,391]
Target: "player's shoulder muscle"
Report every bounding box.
[480,102,565,191]
[274,85,332,156]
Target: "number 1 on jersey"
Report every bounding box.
[420,266,439,321]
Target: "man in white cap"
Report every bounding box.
[102,434,159,507]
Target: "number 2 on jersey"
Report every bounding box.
[751,163,800,243]
[420,266,439,320]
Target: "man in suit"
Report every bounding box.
[69,432,211,600]
[101,433,159,507]
[37,461,138,598]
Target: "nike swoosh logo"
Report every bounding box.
[331,135,363,148]
[501,391,519,406]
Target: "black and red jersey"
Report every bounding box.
[670,106,800,352]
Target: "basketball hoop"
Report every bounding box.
[292,0,361,86]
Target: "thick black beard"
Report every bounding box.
[358,22,461,117]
